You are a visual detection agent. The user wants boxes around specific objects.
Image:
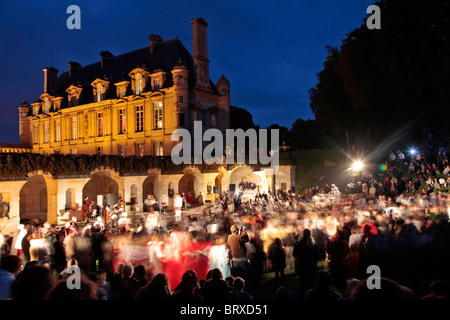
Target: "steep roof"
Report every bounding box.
[47,38,217,108]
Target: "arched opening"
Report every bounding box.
[178,173,197,205]
[65,188,75,209]
[83,173,119,208]
[214,172,223,194]
[229,166,262,201]
[20,175,48,223]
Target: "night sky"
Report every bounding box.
[0,0,374,144]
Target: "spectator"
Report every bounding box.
[0,255,22,300]
[201,268,229,300]
[171,269,202,300]
[268,238,287,287]
[227,276,253,300]
[305,270,343,300]
[134,273,172,300]
[292,229,318,299]
[12,265,55,300]
[47,275,97,300]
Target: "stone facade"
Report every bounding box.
[0,165,295,235]
[18,17,231,157]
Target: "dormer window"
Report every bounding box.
[96,83,103,102]
[153,79,160,91]
[119,87,125,98]
[91,79,109,103]
[135,73,143,95]
[129,68,148,96]
[66,85,82,108]
[44,98,50,113]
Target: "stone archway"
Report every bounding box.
[142,171,162,204]
[178,167,203,205]
[20,173,58,224]
[83,172,120,207]
[229,165,262,201]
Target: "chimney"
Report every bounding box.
[149,34,163,54]
[68,61,81,78]
[190,17,208,59]
[190,17,211,89]
[43,67,58,93]
[100,51,114,69]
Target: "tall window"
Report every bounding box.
[153,79,160,91]
[72,116,78,140]
[96,83,103,102]
[135,105,144,132]
[119,108,126,134]
[69,90,77,107]
[135,73,143,95]
[136,143,144,157]
[97,146,103,155]
[97,112,104,137]
[190,110,197,128]
[179,95,184,103]
[33,124,39,144]
[44,122,49,144]
[55,119,61,142]
[44,99,50,113]
[154,102,163,130]
[118,86,125,99]
[118,144,126,156]
[179,113,185,127]
[155,141,163,156]
[210,113,216,128]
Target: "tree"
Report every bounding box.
[310,0,450,153]
[230,106,258,130]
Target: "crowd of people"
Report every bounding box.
[0,148,450,301]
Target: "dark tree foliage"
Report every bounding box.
[230,105,258,130]
[310,0,450,152]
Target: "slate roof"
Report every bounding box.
[45,38,218,109]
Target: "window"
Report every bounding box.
[33,124,39,144]
[69,90,77,107]
[44,122,49,144]
[118,144,126,157]
[96,83,103,102]
[153,79,160,91]
[97,146,103,155]
[179,95,184,103]
[135,73,143,95]
[178,76,184,85]
[72,117,78,140]
[135,105,144,132]
[44,99,50,113]
[118,86,125,99]
[136,143,144,157]
[71,149,77,155]
[191,110,197,128]
[179,113,185,127]
[55,119,61,142]
[154,102,163,130]
[155,141,163,156]
[97,112,104,137]
[210,113,216,128]
[223,89,227,96]
[119,108,126,134]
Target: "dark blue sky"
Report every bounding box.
[0,0,374,144]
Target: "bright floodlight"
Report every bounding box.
[410,149,416,155]
[351,160,364,172]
